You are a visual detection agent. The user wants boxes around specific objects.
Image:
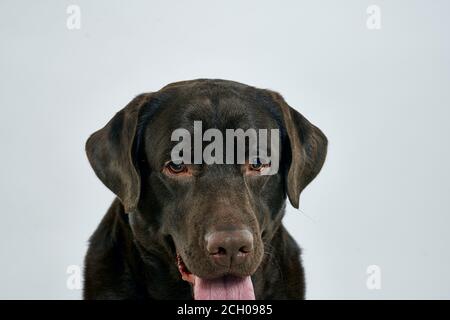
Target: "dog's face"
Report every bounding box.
[86,79,327,299]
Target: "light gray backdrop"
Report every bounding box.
[1,0,449,299]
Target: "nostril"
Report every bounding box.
[217,247,226,255]
[239,246,251,254]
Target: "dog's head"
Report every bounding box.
[86,79,327,299]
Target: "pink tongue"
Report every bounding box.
[193,275,255,300]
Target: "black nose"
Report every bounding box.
[206,229,254,267]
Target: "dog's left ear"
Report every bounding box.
[269,91,328,209]
[85,93,152,213]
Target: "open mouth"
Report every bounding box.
[176,254,255,300]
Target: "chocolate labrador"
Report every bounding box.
[84,79,327,299]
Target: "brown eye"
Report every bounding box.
[249,158,269,171]
[166,161,187,174]
[250,159,263,171]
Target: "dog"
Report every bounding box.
[84,79,327,299]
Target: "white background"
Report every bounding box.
[1,0,449,299]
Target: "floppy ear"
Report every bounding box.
[85,93,152,213]
[270,92,328,209]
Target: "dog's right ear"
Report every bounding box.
[85,93,152,213]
